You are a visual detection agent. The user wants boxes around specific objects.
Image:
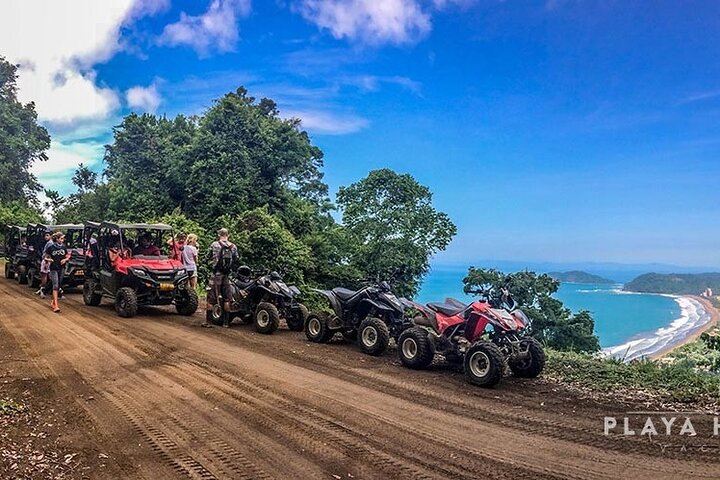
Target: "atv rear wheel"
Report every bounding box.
[464,341,504,388]
[115,287,138,318]
[207,304,227,326]
[286,303,308,331]
[358,317,390,356]
[29,269,40,288]
[83,280,102,306]
[4,263,14,280]
[509,337,545,378]
[176,289,199,316]
[305,312,334,343]
[397,327,435,369]
[254,302,280,334]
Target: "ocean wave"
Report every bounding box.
[601,296,711,362]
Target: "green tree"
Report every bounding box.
[336,168,456,297]
[185,88,326,227]
[104,113,196,220]
[463,267,601,352]
[0,200,43,227]
[0,56,50,205]
[219,207,313,284]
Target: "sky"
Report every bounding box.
[2,0,719,269]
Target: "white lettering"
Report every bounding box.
[640,418,658,437]
[660,417,676,435]
[623,417,636,435]
[679,418,696,436]
[604,417,617,435]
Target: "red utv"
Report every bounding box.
[82,222,198,318]
[2,225,27,281]
[25,223,86,289]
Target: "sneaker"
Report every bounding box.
[39,291,46,299]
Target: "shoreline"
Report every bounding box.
[649,296,719,360]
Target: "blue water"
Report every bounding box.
[417,266,681,348]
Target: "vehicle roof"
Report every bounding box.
[100,221,173,231]
[4,225,26,232]
[84,221,101,228]
[27,223,83,231]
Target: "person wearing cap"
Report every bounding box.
[35,230,52,298]
[167,232,187,261]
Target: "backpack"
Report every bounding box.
[214,241,235,273]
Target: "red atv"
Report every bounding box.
[82,222,198,318]
[399,289,545,388]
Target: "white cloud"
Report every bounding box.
[126,83,162,113]
[283,109,369,135]
[32,140,105,195]
[296,0,431,44]
[0,0,163,125]
[159,0,252,56]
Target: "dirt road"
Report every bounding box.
[1,279,718,479]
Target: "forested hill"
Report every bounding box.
[547,271,614,284]
[624,273,720,295]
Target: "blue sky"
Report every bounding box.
[3,0,720,268]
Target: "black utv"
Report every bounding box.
[25,223,85,289]
[305,281,411,356]
[2,225,27,281]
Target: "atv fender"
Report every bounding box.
[312,289,343,319]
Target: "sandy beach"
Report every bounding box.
[649,295,720,360]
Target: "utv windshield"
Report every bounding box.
[120,228,174,259]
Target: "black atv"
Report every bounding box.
[305,281,412,356]
[2,225,27,281]
[82,222,198,318]
[206,267,308,334]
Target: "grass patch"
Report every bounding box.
[545,349,720,404]
[0,399,25,415]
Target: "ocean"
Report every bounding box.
[417,266,711,360]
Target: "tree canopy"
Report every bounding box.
[0,56,50,206]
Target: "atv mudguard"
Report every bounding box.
[312,289,343,319]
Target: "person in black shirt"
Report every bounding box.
[43,231,70,313]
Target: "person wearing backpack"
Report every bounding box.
[204,228,240,328]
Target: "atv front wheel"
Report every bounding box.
[254,302,280,334]
[286,304,308,331]
[397,327,434,369]
[358,317,390,356]
[17,266,27,285]
[83,280,102,306]
[464,341,504,388]
[115,287,138,318]
[509,337,545,378]
[4,263,14,280]
[305,312,334,343]
[207,304,227,326]
[176,289,199,316]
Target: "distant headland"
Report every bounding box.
[548,271,614,284]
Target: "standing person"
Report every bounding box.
[183,234,199,290]
[204,228,240,328]
[35,230,52,298]
[44,231,70,313]
[167,232,186,261]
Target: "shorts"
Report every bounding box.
[49,270,64,291]
[40,259,50,274]
[206,273,231,305]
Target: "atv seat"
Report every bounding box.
[427,302,465,317]
[413,313,439,333]
[332,287,357,300]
